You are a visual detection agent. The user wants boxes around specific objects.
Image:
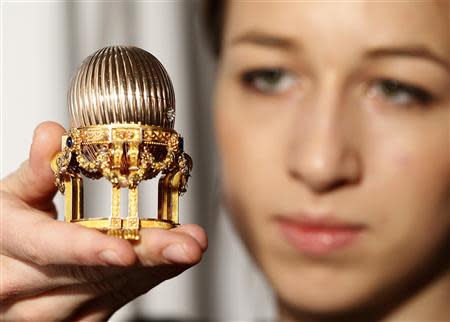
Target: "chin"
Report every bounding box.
[276,280,370,315]
[260,257,383,317]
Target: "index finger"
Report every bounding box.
[1,205,137,267]
[1,121,65,211]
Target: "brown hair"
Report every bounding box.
[202,0,225,56]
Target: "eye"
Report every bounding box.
[369,79,434,107]
[241,68,298,94]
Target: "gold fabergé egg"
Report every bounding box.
[69,46,175,128]
[52,46,192,239]
[69,46,177,182]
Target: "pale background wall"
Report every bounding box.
[1,1,276,321]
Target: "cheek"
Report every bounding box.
[391,151,412,167]
[213,93,266,250]
[365,119,450,259]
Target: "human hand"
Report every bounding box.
[0,121,208,321]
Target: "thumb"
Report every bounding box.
[1,121,65,211]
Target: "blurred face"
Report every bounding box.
[214,0,449,318]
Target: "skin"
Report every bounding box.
[214,1,449,321]
[0,122,208,321]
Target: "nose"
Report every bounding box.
[287,86,361,193]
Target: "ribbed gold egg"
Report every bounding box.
[68,46,176,128]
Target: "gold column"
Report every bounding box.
[108,186,122,237]
[108,141,124,236]
[169,172,181,225]
[158,174,171,221]
[64,175,84,222]
[124,188,139,239]
[73,175,84,220]
[64,178,73,223]
[124,141,140,239]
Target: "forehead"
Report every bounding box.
[223,1,449,57]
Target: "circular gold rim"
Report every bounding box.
[75,123,177,133]
[71,218,176,230]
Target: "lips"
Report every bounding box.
[275,215,366,256]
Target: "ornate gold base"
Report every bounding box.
[71,218,176,240]
[52,123,193,241]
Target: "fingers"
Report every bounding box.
[134,224,208,266]
[1,121,65,211]
[0,224,208,301]
[2,199,208,268]
[1,222,208,301]
[1,206,137,267]
[1,223,208,321]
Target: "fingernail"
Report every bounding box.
[162,244,188,263]
[98,249,124,266]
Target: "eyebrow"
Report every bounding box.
[230,31,449,70]
[366,46,449,69]
[229,31,299,52]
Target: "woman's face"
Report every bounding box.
[214,1,449,315]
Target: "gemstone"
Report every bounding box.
[179,137,184,150]
[166,107,175,122]
[66,136,74,148]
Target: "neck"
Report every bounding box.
[278,265,450,322]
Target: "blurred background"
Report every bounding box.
[1,1,275,321]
